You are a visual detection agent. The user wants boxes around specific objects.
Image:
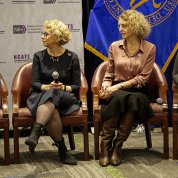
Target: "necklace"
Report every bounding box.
[127,49,139,56]
[126,46,140,57]
[50,56,59,62]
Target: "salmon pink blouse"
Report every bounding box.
[102,39,156,88]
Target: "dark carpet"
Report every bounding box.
[0,128,177,178]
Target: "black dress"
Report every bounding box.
[27,49,81,117]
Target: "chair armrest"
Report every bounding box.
[172,82,178,111]
[92,87,100,114]
[80,86,88,114]
[173,83,178,93]
[11,90,19,117]
[91,62,108,114]
[11,69,24,117]
[2,95,8,118]
[157,82,168,110]
[158,82,167,100]
[0,74,8,117]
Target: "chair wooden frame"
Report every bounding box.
[11,62,89,163]
[91,61,169,160]
[172,82,178,159]
[0,73,10,165]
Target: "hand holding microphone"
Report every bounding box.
[51,71,65,90]
[52,71,59,83]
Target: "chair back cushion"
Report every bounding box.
[91,61,167,113]
[91,62,107,93]
[147,63,167,102]
[12,62,88,108]
[79,70,88,101]
[12,62,32,107]
[92,62,167,99]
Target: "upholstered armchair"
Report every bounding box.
[0,73,9,164]
[91,61,169,160]
[11,62,89,163]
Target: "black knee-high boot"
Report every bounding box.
[53,137,77,165]
[25,123,44,152]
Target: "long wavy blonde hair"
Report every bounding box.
[119,10,151,39]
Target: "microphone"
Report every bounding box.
[155,98,163,105]
[52,71,59,83]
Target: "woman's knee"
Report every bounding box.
[45,99,55,107]
[52,109,61,119]
[37,100,55,114]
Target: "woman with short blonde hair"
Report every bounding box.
[44,20,71,45]
[25,20,80,165]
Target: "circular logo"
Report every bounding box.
[103,0,177,27]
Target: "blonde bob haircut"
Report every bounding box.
[44,20,71,45]
[119,10,151,39]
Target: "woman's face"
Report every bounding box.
[41,26,58,47]
[118,18,135,39]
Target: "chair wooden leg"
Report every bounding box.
[14,127,20,163]
[4,127,10,165]
[173,121,178,160]
[94,122,100,160]
[83,122,89,161]
[176,126,178,159]
[144,123,152,149]
[67,126,75,150]
[163,120,169,159]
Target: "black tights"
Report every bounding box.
[36,100,63,142]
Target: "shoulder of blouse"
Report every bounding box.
[142,40,156,50]
[110,40,123,48]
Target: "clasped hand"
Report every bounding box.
[99,85,118,99]
[42,82,65,91]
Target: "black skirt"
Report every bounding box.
[27,89,80,117]
[100,86,154,124]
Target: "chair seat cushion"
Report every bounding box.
[18,107,84,117]
[94,102,165,123]
[150,103,164,113]
[18,108,32,117]
[98,103,164,113]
